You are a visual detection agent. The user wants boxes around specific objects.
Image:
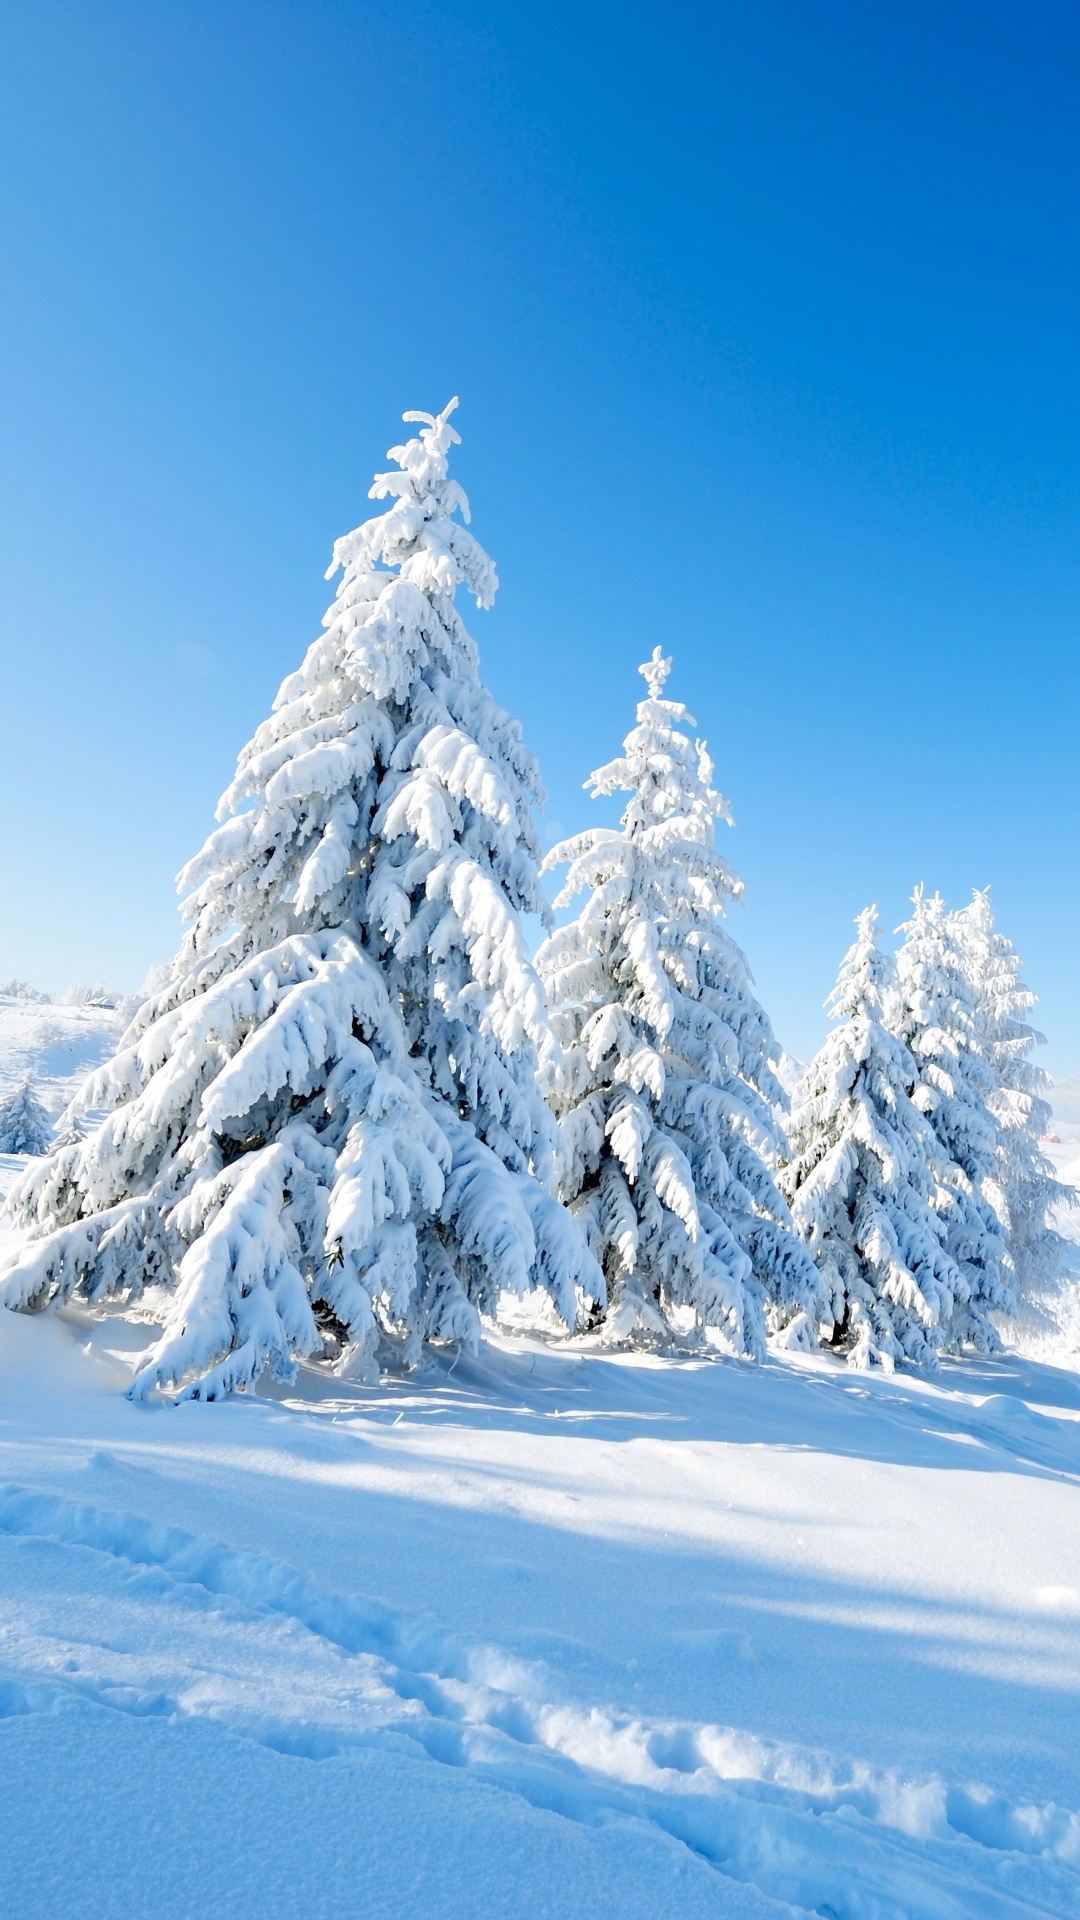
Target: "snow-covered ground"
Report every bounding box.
[1,1311,1080,1917]
[0,992,123,1108]
[3,1004,1080,1915]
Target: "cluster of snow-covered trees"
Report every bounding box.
[0,980,123,1008]
[0,401,1070,1393]
[781,893,1070,1368]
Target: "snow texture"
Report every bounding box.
[0,1299,1078,1917]
[538,649,824,1358]
[0,404,599,1398]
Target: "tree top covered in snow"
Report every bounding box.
[1,401,599,1399]
[538,647,823,1357]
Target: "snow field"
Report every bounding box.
[0,992,121,1116]
[1,1304,1080,1916]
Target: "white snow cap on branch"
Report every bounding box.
[538,647,825,1357]
[1,399,600,1397]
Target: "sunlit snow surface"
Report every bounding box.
[1,1016,1080,1914]
[0,994,121,1107]
[0,1309,1078,1917]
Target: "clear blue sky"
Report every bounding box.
[1,0,1077,1073]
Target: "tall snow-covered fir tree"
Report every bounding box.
[536,648,825,1357]
[890,887,1014,1347]
[952,889,1073,1305]
[0,1079,53,1157]
[781,908,975,1368]
[0,400,600,1398]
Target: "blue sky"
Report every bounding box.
[1,0,1077,1072]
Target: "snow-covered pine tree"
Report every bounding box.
[952,888,1073,1304]
[781,908,973,1368]
[1,399,600,1398]
[890,887,1014,1347]
[536,648,825,1357]
[0,1079,52,1156]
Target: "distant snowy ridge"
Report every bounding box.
[1049,1074,1080,1140]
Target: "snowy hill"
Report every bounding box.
[1049,1073,1080,1143]
[0,1310,1079,1916]
[0,991,122,1112]
[0,989,122,1186]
